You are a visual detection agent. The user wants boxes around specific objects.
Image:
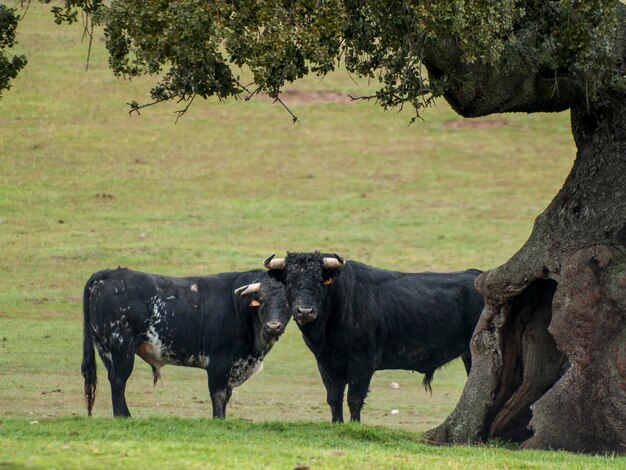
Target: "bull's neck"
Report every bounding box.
[229,296,263,358]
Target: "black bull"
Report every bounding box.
[81,267,289,418]
[265,252,484,423]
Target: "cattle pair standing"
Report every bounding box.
[82,253,483,422]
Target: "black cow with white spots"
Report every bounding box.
[265,252,483,423]
[81,267,289,419]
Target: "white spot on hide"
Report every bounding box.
[110,321,124,345]
[185,354,210,368]
[228,356,264,388]
[151,296,167,323]
[145,325,165,363]
[94,342,112,365]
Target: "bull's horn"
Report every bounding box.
[234,283,261,296]
[264,254,286,270]
[323,253,345,269]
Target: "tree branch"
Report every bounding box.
[174,93,196,123]
[81,9,94,72]
[273,95,299,123]
[126,96,180,116]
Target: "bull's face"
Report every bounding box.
[264,252,344,325]
[234,278,290,342]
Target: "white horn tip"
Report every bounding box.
[234,282,261,296]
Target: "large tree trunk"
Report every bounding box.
[423,100,626,453]
[416,2,626,453]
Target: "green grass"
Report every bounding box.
[1,3,623,468]
[1,418,624,469]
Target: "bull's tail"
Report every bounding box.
[81,273,99,416]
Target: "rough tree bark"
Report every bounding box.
[421,7,626,455]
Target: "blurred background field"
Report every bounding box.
[0,3,576,428]
[0,4,598,468]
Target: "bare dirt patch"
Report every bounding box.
[261,90,353,105]
[442,118,508,129]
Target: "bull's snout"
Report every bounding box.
[264,320,284,336]
[295,306,317,324]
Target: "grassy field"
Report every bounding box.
[3,418,624,470]
[1,3,623,469]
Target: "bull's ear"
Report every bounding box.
[249,299,261,308]
[322,267,342,282]
[266,269,285,282]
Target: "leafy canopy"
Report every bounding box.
[0,4,27,99]
[4,1,623,116]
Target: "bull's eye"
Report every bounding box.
[322,278,333,286]
[249,299,262,308]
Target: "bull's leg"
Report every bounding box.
[460,350,472,375]
[207,363,231,419]
[106,349,135,418]
[224,385,233,415]
[318,363,346,423]
[347,375,372,423]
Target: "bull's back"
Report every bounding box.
[85,268,235,367]
[347,265,482,324]
[341,265,483,370]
